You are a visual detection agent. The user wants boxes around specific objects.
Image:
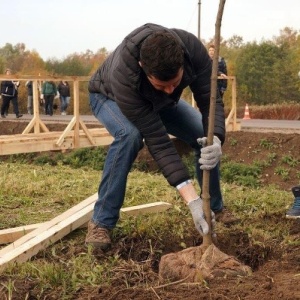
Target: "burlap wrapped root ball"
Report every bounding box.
[159,244,252,283]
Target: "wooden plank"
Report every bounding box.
[121,201,172,216]
[0,128,113,155]
[0,75,90,82]
[0,128,110,141]
[0,128,179,156]
[55,117,77,146]
[0,223,44,245]
[0,200,172,272]
[0,222,88,245]
[0,193,98,256]
[0,202,172,245]
[0,203,94,272]
[78,119,96,146]
[22,117,49,134]
[73,80,80,148]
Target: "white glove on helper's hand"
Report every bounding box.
[197,136,222,170]
[188,197,216,236]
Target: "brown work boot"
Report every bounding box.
[215,207,240,225]
[85,221,111,251]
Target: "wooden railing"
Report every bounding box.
[0,75,114,155]
[0,75,239,156]
[224,76,239,131]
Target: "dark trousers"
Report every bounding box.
[1,95,20,116]
[44,95,54,116]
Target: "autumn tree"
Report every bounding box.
[2,28,299,114]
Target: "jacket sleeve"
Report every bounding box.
[111,72,190,187]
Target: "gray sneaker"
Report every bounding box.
[85,221,111,250]
[286,186,300,219]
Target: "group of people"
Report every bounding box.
[26,80,71,116]
[85,23,300,251]
[1,70,71,117]
[39,80,71,116]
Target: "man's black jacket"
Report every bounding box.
[89,23,225,187]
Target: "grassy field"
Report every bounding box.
[0,141,299,299]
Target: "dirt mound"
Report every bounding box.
[159,244,252,282]
[222,130,300,190]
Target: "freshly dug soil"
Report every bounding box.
[0,120,299,300]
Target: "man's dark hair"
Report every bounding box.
[140,31,184,81]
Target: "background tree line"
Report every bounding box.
[0,27,299,115]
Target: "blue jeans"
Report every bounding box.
[60,96,70,112]
[90,93,223,229]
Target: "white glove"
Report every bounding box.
[197,136,222,170]
[188,197,216,236]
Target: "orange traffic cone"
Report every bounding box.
[243,103,251,120]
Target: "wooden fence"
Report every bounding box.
[0,75,239,156]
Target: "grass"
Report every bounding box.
[0,147,298,299]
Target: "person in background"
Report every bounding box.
[286,185,300,219]
[208,44,227,99]
[42,81,57,116]
[0,68,23,118]
[57,81,71,115]
[86,23,231,251]
[25,80,33,115]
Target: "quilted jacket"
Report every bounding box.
[89,23,225,187]
[1,81,18,97]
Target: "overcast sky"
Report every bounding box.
[0,0,299,60]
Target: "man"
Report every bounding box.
[25,80,33,115]
[87,23,225,251]
[208,44,227,98]
[0,68,23,118]
[41,81,57,116]
[57,81,71,115]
